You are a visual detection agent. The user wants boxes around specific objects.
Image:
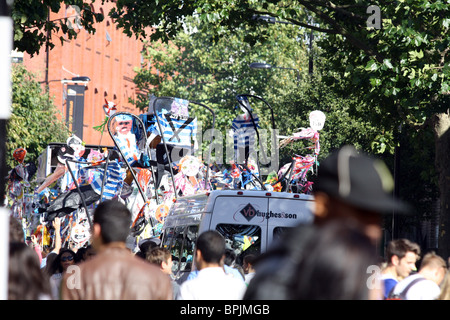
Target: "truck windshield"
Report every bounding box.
[215,224,261,266]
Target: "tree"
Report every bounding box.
[111,0,450,257]
[7,64,71,181]
[132,18,307,165]
[131,17,384,182]
[11,0,103,56]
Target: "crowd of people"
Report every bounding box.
[6,145,450,300]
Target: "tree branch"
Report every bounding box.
[396,103,430,131]
[251,9,337,34]
[298,1,386,62]
[304,0,367,21]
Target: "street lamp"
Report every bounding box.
[249,62,300,84]
[61,76,91,86]
[252,14,314,75]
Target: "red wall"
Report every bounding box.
[23,1,147,146]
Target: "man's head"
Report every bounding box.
[194,231,226,270]
[92,200,131,250]
[243,254,257,273]
[386,239,421,279]
[313,145,410,242]
[419,251,447,286]
[146,247,173,275]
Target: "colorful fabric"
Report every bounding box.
[139,113,157,135]
[62,157,87,191]
[115,133,140,166]
[90,160,125,200]
[231,113,260,162]
[153,110,197,148]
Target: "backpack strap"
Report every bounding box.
[389,276,427,300]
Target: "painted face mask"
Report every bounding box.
[13,148,27,164]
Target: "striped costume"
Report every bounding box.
[231,113,260,163]
[153,110,197,148]
[115,133,140,166]
[90,160,125,201]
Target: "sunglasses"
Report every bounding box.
[118,121,132,126]
[61,256,74,262]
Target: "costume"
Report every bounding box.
[43,159,124,221]
[152,98,198,188]
[151,98,197,148]
[7,148,36,218]
[113,114,142,166]
[231,108,259,164]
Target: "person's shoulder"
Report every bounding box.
[394,273,421,289]
[407,279,440,300]
[223,271,248,289]
[50,272,63,281]
[410,277,439,291]
[381,274,398,282]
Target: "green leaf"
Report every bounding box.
[383,59,394,69]
[365,60,378,72]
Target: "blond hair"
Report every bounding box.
[420,251,446,270]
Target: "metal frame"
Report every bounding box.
[153,97,216,199]
[64,154,112,230]
[107,111,159,205]
[234,94,279,190]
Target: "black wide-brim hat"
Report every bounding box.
[314,145,411,215]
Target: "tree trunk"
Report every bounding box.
[433,112,450,259]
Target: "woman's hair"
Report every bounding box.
[48,248,76,275]
[8,242,51,300]
[287,221,379,300]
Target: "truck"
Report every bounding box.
[160,189,314,283]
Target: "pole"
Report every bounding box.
[392,125,402,240]
[308,30,314,75]
[0,0,12,300]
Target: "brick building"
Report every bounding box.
[22,1,147,146]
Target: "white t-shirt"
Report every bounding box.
[49,273,63,300]
[391,273,441,300]
[245,272,255,285]
[177,267,247,300]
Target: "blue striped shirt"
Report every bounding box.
[62,157,87,191]
[90,160,125,200]
[153,111,197,147]
[232,113,260,150]
[114,133,141,166]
